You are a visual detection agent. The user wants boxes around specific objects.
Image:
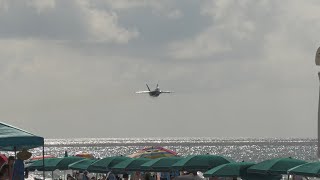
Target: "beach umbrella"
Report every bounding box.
[27,158,61,171]
[171,155,233,172]
[247,157,307,175]
[112,158,151,172]
[68,159,98,171]
[140,157,183,172]
[203,162,255,178]
[30,155,55,161]
[75,152,94,159]
[0,154,7,167]
[128,146,178,159]
[288,161,320,177]
[27,156,84,171]
[87,156,131,173]
[25,155,55,167]
[55,156,85,170]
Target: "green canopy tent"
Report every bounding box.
[0,122,45,179]
[0,122,44,151]
[87,156,131,173]
[171,155,233,172]
[140,157,183,172]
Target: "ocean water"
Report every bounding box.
[21,137,317,162]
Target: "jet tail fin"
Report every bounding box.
[146,84,151,91]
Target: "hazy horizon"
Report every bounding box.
[0,0,319,138]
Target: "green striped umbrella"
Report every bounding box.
[171,155,233,171]
[203,162,255,177]
[288,161,320,177]
[247,157,306,175]
[68,159,98,171]
[87,156,131,173]
[140,157,183,172]
[27,157,84,171]
[27,158,61,171]
[112,158,150,172]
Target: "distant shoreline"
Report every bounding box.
[43,138,317,147]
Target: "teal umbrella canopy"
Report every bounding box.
[288,161,320,177]
[87,156,131,173]
[27,158,61,171]
[203,162,255,177]
[247,157,307,175]
[69,159,98,171]
[112,158,151,172]
[0,122,44,151]
[171,155,233,171]
[140,157,183,172]
[26,157,84,171]
[56,157,85,170]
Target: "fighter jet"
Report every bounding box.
[136,84,173,97]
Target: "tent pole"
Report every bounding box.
[318,72,320,159]
[43,145,45,180]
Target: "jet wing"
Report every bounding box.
[135,91,150,94]
[161,91,174,93]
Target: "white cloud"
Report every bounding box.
[165,9,183,19]
[0,0,8,11]
[169,0,320,61]
[169,0,273,59]
[85,8,139,43]
[0,0,139,44]
[169,27,232,59]
[27,0,56,13]
[74,0,139,43]
[102,0,158,9]
[103,0,183,19]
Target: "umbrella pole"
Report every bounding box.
[14,146,16,158]
[52,171,54,180]
[43,145,45,180]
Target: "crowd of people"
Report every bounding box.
[0,151,237,180]
[63,171,218,180]
[64,171,138,180]
[0,149,31,180]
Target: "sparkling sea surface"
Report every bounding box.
[10,137,317,162]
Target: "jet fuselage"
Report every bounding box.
[149,89,161,97]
